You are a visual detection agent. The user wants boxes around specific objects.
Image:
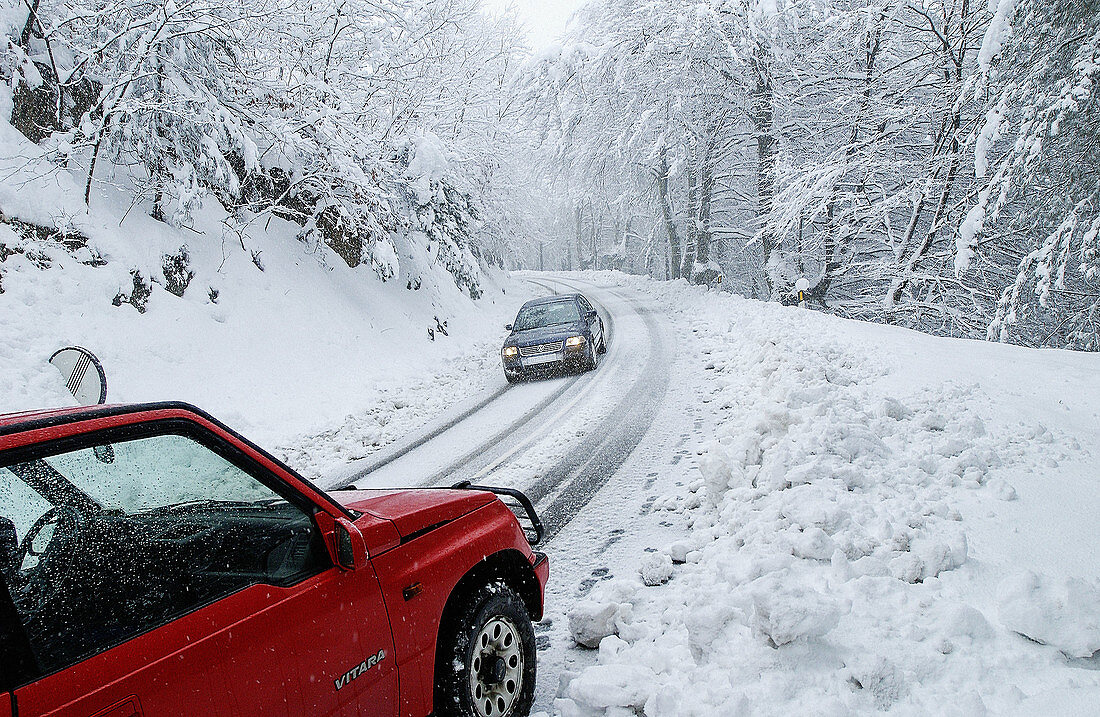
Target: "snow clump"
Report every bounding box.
[997,571,1100,658]
[568,580,639,649]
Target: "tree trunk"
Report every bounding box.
[696,139,715,266]
[888,146,960,306]
[150,46,169,223]
[820,16,883,299]
[20,0,40,49]
[886,0,970,308]
[575,204,584,270]
[591,212,599,270]
[656,146,682,279]
[750,40,777,297]
[684,141,698,279]
[623,216,633,270]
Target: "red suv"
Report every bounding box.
[0,403,548,717]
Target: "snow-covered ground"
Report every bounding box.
[0,119,543,479]
[542,272,1100,716]
[5,207,1100,715]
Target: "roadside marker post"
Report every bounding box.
[795,277,810,309]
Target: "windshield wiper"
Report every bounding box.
[534,321,576,329]
[143,498,285,514]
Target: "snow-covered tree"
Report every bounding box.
[3,0,530,292]
[960,0,1100,349]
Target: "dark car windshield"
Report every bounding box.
[513,301,581,331]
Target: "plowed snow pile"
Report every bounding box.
[556,274,1100,716]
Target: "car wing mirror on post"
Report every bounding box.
[50,346,114,463]
[505,324,512,331]
[334,517,368,570]
[586,310,598,320]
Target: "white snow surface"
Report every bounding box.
[548,272,1100,716]
[978,0,1018,74]
[0,116,535,478]
[405,131,452,206]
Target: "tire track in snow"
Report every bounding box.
[334,277,615,489]
[504,277,671,542]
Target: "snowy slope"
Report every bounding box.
[550,272,1100,716]
[0,117,536,477]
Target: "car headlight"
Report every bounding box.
[565,336,586,348]
[502,346,519,357]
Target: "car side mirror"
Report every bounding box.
[505,324,513,331]
[93,444,115,464]
[586,310,597,320]
[334,517,367,571]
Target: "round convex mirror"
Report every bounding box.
[49,346,107,406]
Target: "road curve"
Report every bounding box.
[329,275,670,542]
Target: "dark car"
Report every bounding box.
[501,294,606,383]
[0,402,547,717]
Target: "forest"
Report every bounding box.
[2,0,1098,349]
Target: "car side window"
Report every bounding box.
[0,432,330,681]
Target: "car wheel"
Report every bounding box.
[584,342,598,371]
[436,582,536,717]
[505,370,520,384]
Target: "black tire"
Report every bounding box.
[597,322,607,354]
[505,370,520,384]
[435,582,536,717]
[584,342,597,372]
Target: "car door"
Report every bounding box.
[1,425,397,717]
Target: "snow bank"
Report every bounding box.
[554,272,1100,715]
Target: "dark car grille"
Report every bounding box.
[519,341,563,356]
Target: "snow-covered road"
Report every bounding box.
[332,275,671,545]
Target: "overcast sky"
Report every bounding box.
[483,0,588,49]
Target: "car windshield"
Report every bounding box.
[0,434,282,526]
[513,301,580,331]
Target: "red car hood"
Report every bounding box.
[335,488,495,539]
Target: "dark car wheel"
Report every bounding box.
[505,369,521,384]
[436,582,536,717]
[583,342,598,372]
[597,322,607,354]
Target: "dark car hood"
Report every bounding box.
[507,323,585,346]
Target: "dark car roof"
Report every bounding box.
[521,293,582,308]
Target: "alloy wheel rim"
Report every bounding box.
[469,615,524,717]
